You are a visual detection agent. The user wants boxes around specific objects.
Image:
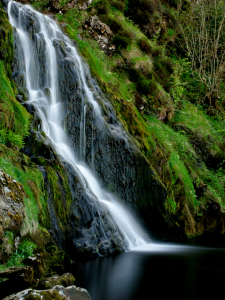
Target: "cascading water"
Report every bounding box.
[7,0,151,252]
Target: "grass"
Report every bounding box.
[0,145,47,232]
[146,115,196,205]
[0,232,37,271]
[0,61,31,148]
[7,0,225,235]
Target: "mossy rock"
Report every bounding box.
[0,8,14,76]
[4,285,92,300]
[37,273,75,290]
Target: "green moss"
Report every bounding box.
[5,239,37,268]
[0,61,31,149]
[0,144,47,231]
[3,0,225,240]
[0,8,14,76]
[43,162,72,229]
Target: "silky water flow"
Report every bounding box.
[7,0,151,251]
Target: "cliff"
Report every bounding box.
[0,0,225,287]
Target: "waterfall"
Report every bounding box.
[7,0,150,252]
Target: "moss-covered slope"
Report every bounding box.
[24,0,225,241]
[1,0,225,267]
[0,4,74,277]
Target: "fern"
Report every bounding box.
[0,129,25,149]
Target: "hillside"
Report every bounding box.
[1,0,225,291]
[28,0,225,239]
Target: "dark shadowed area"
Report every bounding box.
[72,243,225,300]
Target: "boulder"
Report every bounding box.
[37,273,75,290]
[0,266,35,298]
[22,254,45,279]
[0,170,26,235]
[3,285,92,300]
[85,16,115,56]
[74,0,93,10]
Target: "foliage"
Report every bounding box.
[6,240,37,267]
[177,0,225,108]
[0,61,30,148]
[3,0,225,238]
[169,58,188,106]
[0,145,46,231]
[113,33,130,49]
[110,0,125,12]
[0,129,25,149]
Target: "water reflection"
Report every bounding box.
[73,243,225,300]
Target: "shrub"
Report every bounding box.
[101,15,123,33]
[93,0,110,15]
[138,38,153,54]
[137,78,152,95]
[112,34,130,49]
[0,129,25,149]
[125,0,156,26]
[6,240,37,267]
[127,0,156,14]
[110,0,125,12]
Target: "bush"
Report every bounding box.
[137,78,152,95]
[110,0,125,12]
[127,0,156,14]
[125,0,156,25]
[138,38,153,54]
[93,0,110,15]
[0,129,25,149]
[113,34,130,49]
[118,28,134,39]
[101,15,123,33]
[6,240,37,267]
[153,57,174,90]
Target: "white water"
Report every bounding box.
[8,1,150,250]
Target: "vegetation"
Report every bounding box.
[46,0,225,233]
[0,61,31,149]
[1,0,225,276]
[177,0,225,110]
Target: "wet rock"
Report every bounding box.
[0,254,52,298]
[22,254,45,279]
[0,170,26,233]
[0,266,34,281]
[0,266,35,298]
[85,16,115,56]
[37,273,75,290]
[3,285,92,300]
[21,131,58,161]
[9,1,167,255]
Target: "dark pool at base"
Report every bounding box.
[72,243,225,300]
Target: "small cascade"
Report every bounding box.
[7,0,150,252]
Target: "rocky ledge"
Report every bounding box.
[3,285,92,300]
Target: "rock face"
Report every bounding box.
[0,170,26,235]
[7,0,168,259]
[58,42,168,239]
[3,285,92,300]
[84,16,115,56]
[9,1,128,257]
